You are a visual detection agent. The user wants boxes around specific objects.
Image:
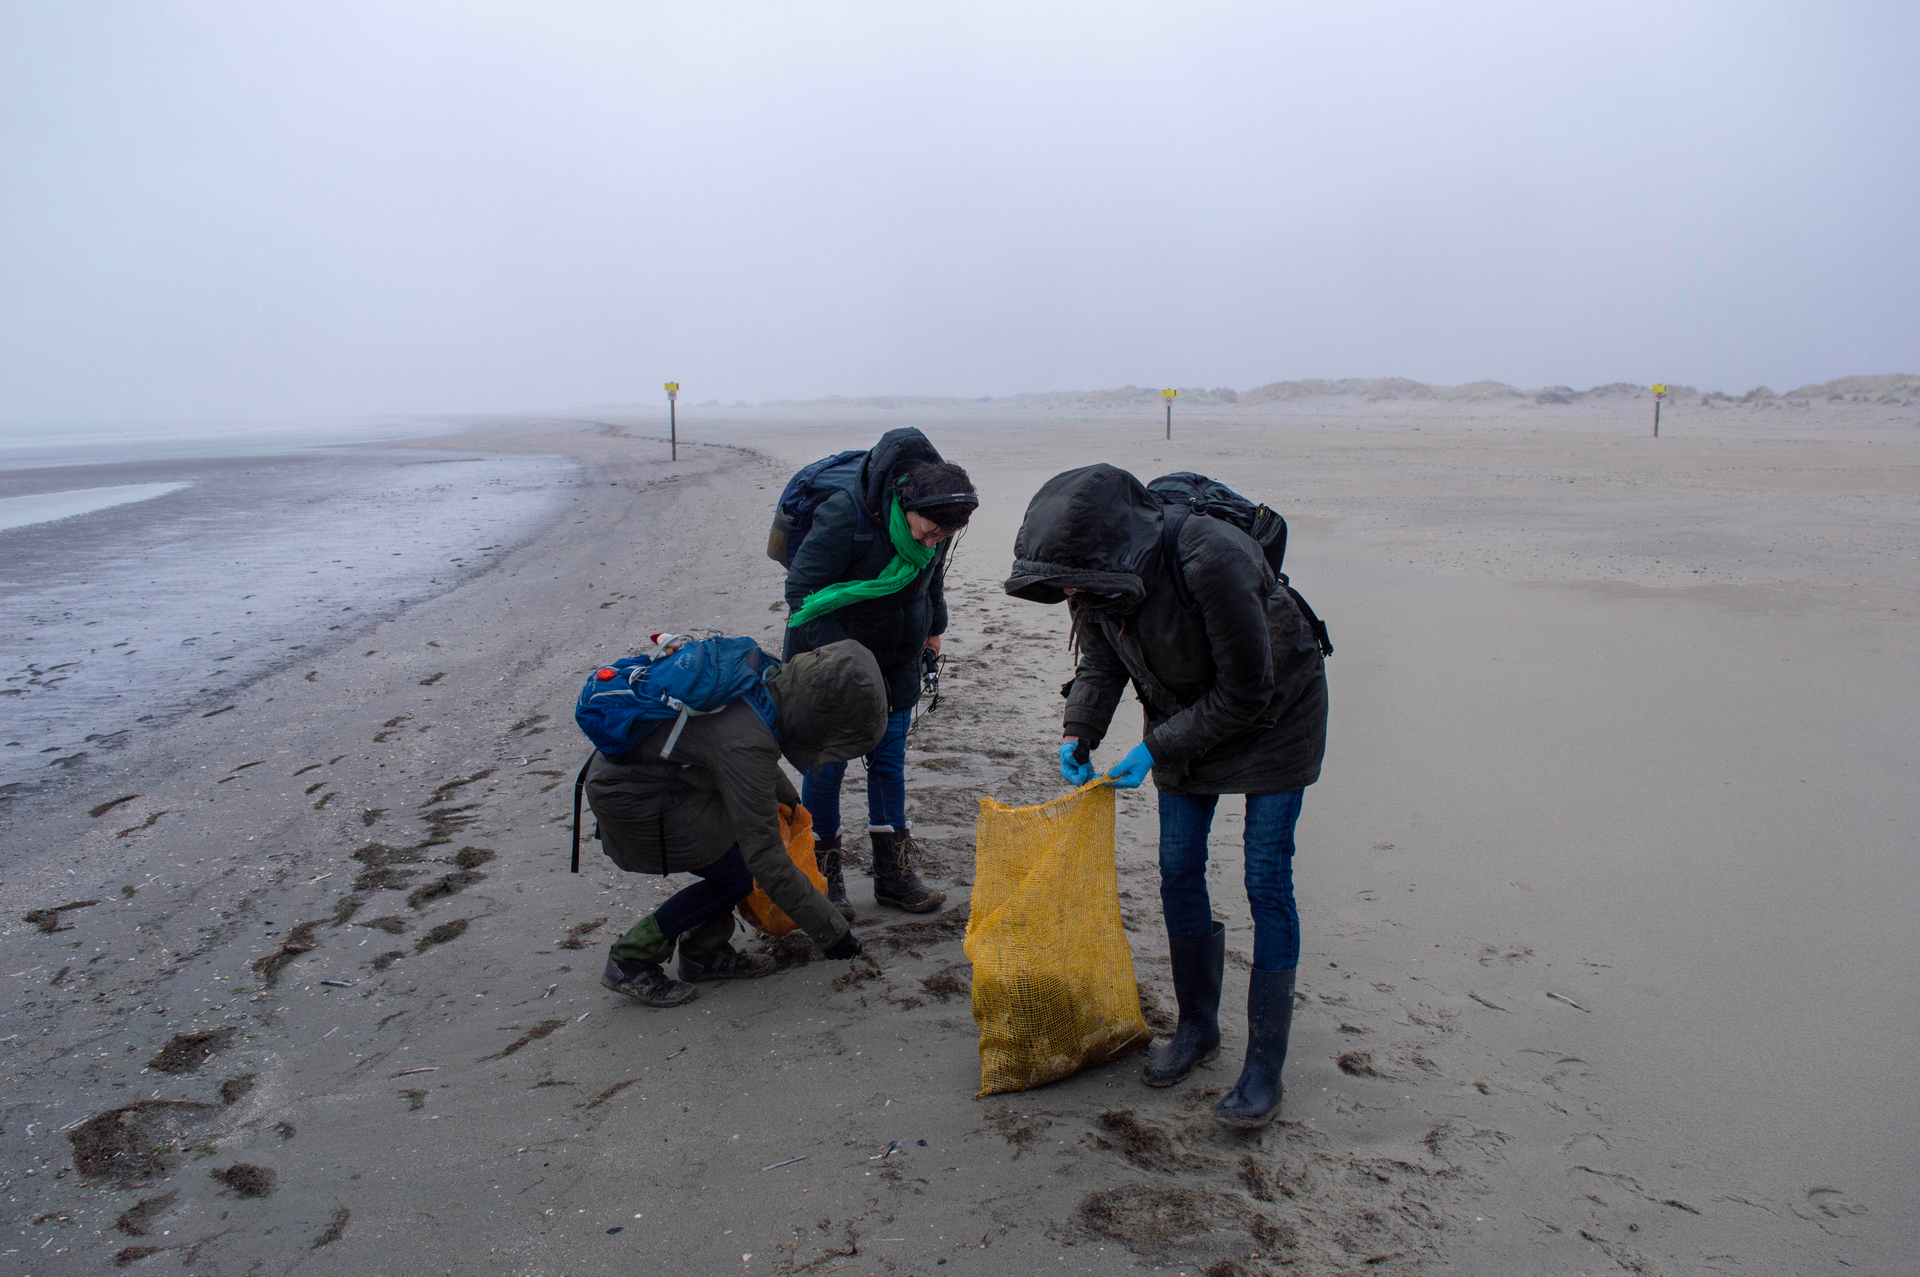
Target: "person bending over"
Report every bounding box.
[784,427,977,916]
[1004,464,1328,1129]
[585,640,887,1007]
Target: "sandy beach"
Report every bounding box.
[3,391,1915,1275]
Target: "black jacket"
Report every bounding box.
[783,427,951,711]
[1004,464,1327,796]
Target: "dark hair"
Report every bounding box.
[897,460,978,531]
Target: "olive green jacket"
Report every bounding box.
[584,641,887,952]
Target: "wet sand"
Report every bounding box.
[2,400,1914,1274]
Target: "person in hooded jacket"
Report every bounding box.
[783,427,978,917]
[1004,464,1328,1129]
[584,640,886,1007]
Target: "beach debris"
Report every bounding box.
[114,1190,178,1237]
[1337,1050,1383,1078]
[209,1163,276,1198]
[24,899,102,933]
[542,984,558,998]
[556,917,609,950]
[1546,991,1591,1012]
[393,1066,440,1076]
[146,1028,237,1074]
[320,979,354,987]
[869,1140,903,1160]
[312,1204,349,1249]
[1466,992,1511,1013]
[481,1018,567,1061]
[414,917,469,952]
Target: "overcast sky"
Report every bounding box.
[2,2,1914,421]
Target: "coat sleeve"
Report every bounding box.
[708,727,850,951]
[1062,607,1130,749]
[1142,530,1275,767]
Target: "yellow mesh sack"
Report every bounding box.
[736,803,826,937]
[964,781,1152,1095]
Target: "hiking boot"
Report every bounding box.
[1143,921,1225,1087]
[869,828,945,914]
[1213,968,1296,1130]
[815,833,856,921]
[601,956,699,1008]
[678,945,779,983]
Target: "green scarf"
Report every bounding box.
[787,497,935,628]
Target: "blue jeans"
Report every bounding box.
[653,845,753,941]
[802,708,911,838]
[1158,789,1304,972]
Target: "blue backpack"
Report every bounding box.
[569,636,781,872]
[765,449,872,566]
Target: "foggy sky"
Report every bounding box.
[2,2,1915,422]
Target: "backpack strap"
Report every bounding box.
[1158,503,1198,613]
[570,752,594,874]
[1164,501,1332,657]
[1279,576,1334,658]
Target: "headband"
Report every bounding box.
[900,491,980,514]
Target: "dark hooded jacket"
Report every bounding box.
[1004,465,1327,796]
[784,427,952,712]
[582,641,888,950]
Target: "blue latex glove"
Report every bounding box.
[1058,740,1095,785]
[1103,742,1155,789]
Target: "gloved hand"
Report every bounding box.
[1058,740,1095,785]
[1103,742,1155,789]
[823,931,864,961]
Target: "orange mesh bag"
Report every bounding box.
[736,802,826,936]
[964,782,1152,1095]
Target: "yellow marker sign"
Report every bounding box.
[1161,388,1177,399]
[1651,384,1667,395]
[665,382,680,393]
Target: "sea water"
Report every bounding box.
[0,431,577,792]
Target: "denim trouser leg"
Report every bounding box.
[803,708,912,837]
[801,760,847,841]
[1157,789,1305,971]
[1242,789,1304,972]
[1157,792,1222,941]
[863,709,911,830]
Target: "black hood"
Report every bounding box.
[858,427,945,521]
[1003,464,1165,606]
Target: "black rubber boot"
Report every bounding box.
[601,956,699,1007]
[1143,921,1225,1087]
[815,833,856,921]
[869,828,945,914]
[1213,968,1296,1130]
[678,945,779,982]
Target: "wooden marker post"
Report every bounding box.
[1651,384,1666,438]
[665,382,680,459]
[1162,387,1177,440]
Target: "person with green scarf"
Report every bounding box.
[782,427,978,916]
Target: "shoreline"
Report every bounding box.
[1,412,1912,1274]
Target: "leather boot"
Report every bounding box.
[1142,921,1224,1087]
[868,828,945,914]
[1213,968,1296,1130]
[678,945,778,982]
[600,956,699,1007]
[815,832,856,921]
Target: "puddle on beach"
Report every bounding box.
[0,447,576,787]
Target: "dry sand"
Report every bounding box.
[3,393,1915,1275]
